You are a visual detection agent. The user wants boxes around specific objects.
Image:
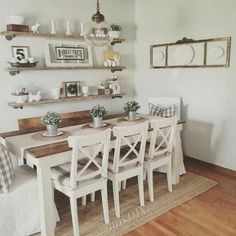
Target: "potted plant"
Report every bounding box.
[109,24,122,38]
[90,105,107,128]
[41,111,61,136]
[123,101,140,121]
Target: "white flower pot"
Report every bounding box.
[46,124,58,136]
[93,117,103,128]
[128,111,137,121]
[15,95,28,104]
[109,31,121,39]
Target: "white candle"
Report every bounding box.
[50,19,56,35]
[80,22,84,36]
[66,21,72,36]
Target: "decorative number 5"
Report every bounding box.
[16,49,25,61]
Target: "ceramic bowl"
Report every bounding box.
[7,15,25,25]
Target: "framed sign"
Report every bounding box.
[62,81,80,97]
[44,41,93,67]
[55,46,85,61]
[11,46,29,62]
[150,37,231,69]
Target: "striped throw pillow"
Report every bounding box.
[0,143,14,193]
[149,103,177,118]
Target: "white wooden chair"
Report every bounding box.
[148,96,186,181]
[107,122,149,218]
[0,137,59,236]
[51,129,111,236]
[144,116,178,202]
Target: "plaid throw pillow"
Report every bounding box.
[149,103,177,118]
[0,143,14,193]
[149,103,162,116]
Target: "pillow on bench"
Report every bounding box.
[149,103,177,118]
[0,143,14,193]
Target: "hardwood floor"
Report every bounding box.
[125,157,236,236]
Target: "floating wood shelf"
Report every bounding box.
[7,66,126,76]
[0,31,125,45]
[8,94,125,109]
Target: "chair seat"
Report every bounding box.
[51,162,102,188]
[96,151,140,174]
[144,152,170,161]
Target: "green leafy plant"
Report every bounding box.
[67,83,78,95]
[110,24,121,31]
[90,105,107,118]
[123,101,140,112]
[41,112,61,125]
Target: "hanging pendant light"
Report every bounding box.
[85,0,112,47]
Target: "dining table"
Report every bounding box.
[5,114,186,236]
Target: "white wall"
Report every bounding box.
[134,0,236,170]
[0,0,135,132]
[1,0,235,170]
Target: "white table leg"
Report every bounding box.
[37,165,55,236]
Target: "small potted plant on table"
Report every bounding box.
[41,111,61,136]
[123,101,140,121]
[90,105,107,128]
[109,24,122,38]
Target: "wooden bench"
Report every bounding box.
[0,110,126,138]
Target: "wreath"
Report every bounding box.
[67,83,78,95]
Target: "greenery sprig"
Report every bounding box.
[110,24,121,31]
[90,105,107,118]
[123,101,140,112]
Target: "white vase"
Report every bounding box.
[82,86,89,96]
[128,111,137,121]
[51,88,61,99]
[93,117,103,128]
[46,124,58,136]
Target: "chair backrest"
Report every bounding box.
[148,97,181,120]
[67,129,111,189]
[112,122,149,173]
[0,137,6,147]
[148,116,178,159]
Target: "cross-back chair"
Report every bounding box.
[107,122,149,218]
[144,116,178,202]
[51,129,111,236]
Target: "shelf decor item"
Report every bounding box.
[85,0,112,47]
[62,81,80,97]
[11,88,29,104]
[6,15,25,25]
[11,46,29,62]
[31,23,40,33]
[41,111,61,136]
[65,21,72,36]
[43,41,93,67]
[50,19,56,35]
[123,101,140,121]
[7,24,29,32]
[109,24,121,39]
[150,37,231,69]
[90,104,107,128]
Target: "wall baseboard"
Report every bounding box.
[184,155,236,178]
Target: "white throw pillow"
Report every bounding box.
[0,143,14,193]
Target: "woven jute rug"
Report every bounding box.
[52,171,217,236]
